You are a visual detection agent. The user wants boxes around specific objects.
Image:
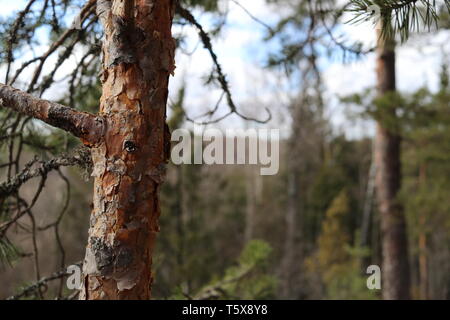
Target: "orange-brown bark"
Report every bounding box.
[375,26,410,300]
[79,0,175,300]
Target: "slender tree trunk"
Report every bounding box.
[360,145,376,270]
[279,169,298,299]
[360,153,376,248]
[80,0,175,300]
[418,162,428,300]
[374,25,410,300]
[279,99,304,299]
[245,165,261,243]
[418,216,428,299]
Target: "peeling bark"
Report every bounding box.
[80,0,175,300]
[375,26,410,300]
[1,0,174,300]
[0,83,103,145]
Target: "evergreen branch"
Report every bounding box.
[347,0,449,41]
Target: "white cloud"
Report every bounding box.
[0,0,27,18]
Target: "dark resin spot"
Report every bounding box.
[123,140,137,153]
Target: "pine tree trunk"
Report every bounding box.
[80,0,175,300]
[279,169,298,299]
[374,26,410,300]
[418,162,428,300]
[245,165,260,243]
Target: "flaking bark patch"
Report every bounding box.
[90,237,114,273]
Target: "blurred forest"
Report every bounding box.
[0,0,449,300]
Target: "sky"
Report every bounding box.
[1,0,449,139]
[170,0,450,138]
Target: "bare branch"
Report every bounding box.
[6,261,82,300]
[0,148,92,201]
[230,0,275,35]
[176,3,272,124]
[0,83,104,145]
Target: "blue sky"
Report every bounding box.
[1,0,449,139]
[171,1,449,138]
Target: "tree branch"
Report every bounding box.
[0,147,92,200]
[6,261,82,300]
[0,83,104,145]
[176,3,272,124]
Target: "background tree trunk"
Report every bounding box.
[244,165,261,243]
[80,0,175,300]
[279,168,298,299]
[374,25,410,300]
[418,162,428,300]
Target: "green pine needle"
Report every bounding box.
[347,0,448,42]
